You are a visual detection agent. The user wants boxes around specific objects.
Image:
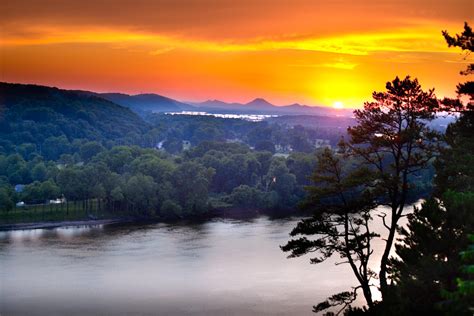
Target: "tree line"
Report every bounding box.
[0,140,324,219]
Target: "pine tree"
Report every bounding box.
[281,148,379,313]
[387,23,474,315]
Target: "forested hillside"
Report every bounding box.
[100,92,194,114]
[0,82,148,159]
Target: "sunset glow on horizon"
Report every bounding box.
[1,0,472,108]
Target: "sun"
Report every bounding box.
[333,101,344,109]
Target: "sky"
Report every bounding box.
[0,0,472,108]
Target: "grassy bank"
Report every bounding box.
[0,200,129,225]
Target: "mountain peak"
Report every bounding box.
[246,98,273,107]
[205,99,226,104]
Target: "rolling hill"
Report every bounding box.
[0,82,149,157]
[100,93,194,114]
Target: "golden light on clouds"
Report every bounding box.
[0,0,472,107]
[0,25,455,55]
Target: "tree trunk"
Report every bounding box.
[379,208,399,299]
[362,283,374,308]
[344,213,374,309]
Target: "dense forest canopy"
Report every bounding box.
[0,82,368,220]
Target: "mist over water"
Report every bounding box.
[0,206,414,315]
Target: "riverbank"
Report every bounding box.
[0,218,140,232]
[0,207,305,232]
[1,197,426,232]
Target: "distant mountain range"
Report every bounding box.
[94,92,354,117]
[1,82,453,132]
[5,82,352,118]
[94,92,453,129]
[191,98,353,116]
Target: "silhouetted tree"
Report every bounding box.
[344,76,440,299]
[282,148,378,312]
[389,191,474,315]
[443,22,474,99]
[384,23,474,316]
[284,75,442,314]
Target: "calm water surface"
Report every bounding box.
[0,209,410,315]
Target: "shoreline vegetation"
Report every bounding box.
[0,206,304,232]
[1,194,429,232]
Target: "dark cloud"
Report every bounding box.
[2,0,472,40]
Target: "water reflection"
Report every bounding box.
[0,213,413,315]
[1,225,104,242]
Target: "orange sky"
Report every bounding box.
[0,0,472,108]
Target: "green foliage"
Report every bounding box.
[0,82,366,223]
[266,157,297,206]
[123,174,159,216]
[80,141,105,162]
[435,112,474,194]
[31,162,47,182]
[0,186,14,212]
[255,140,276,153]
[172,161,214,214]
[148,113,345,156]
[0,82,148,159]
[163,138,183,154]
[21,180,60,203]
[1,139,325,223]
[282,149,379,311]
[388,192,474,315]
[110,186,124,202]
[287,151,318,186]
[0,82,437,229]
[160,200,183,218]
[442,234,474,315]
[227,185,271,209]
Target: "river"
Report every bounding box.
[0,205,415,315]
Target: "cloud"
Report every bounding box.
[289,61,358,70]
[1,0,469,106]
[2,0,471,40]
[149,47,175,55]
[0,25,455,57]
[321,62,358,70]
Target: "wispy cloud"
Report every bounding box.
[290,61,358,70]
[321,62,358,70]
[0,25,453,57]
[149,47,175,55]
